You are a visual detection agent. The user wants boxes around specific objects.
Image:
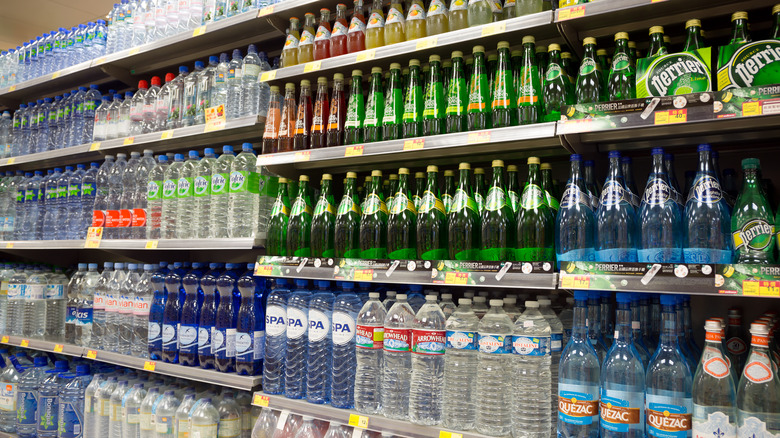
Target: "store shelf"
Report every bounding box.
[0,335,85,357]
[0,431,17,438]
[0,114,266,170]
[0,236,265,250]
[259,123,562,177]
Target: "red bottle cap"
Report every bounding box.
[165,73,175,83]
[150,76,162,87]
[138,80,148,90]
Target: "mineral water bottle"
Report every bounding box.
[130,81,148,135]
[693,319,736,438]
[196,57,219,124]
[588,290,608,363]
[67,262,85,345]
[646,294,693,438]
[80,162,99,238]
[600,293,645,438]
[77,263,99,346]
[83,373,102,438]
[174,392,196,438]
[66,164,86,239]
[226,49,244,120]
[133,150,156,239]
[45,267,67,339]
[118,264,140,354]
[236,264,264,375]
[228,143,259,238]
[37,360,69,438]
[476,299,513,436]
[190,398,219,438]
[92,155,114,232]
[147,155,168,239]
[736,322,780,438]
[306,280,334,404]
[382,293,415,419]
[116,151,139,239]
[239,45,269,117]
[139,387,159,438]
[409,294,446,425]
[163,262,186,364]
[92,262,112,349]
[179,263,204,367]
[210,145,235,238]
[194,148,216,238]
[218,393,242,438]
[726,309,748,376]
[558,291,600,438]
[0,350,21,432]
[162,153,184,239]
[82,85,102,144]
[639,148,683,262]
[180,61,202,127]
[596,151,638,262]
[6,267,27,336]
[538,296,563,429]
[284,279,311,399]
[94,376,118,437]
[175,150,199,239]
[108,380,128,436]
[123,383,147,438]
[16,357,49,438]
[23,267,47,338]
[215,264,241,372]
[104,262,126,352]
[148,262,170,360]
[58,368,88,438]
[629,294,651,365]
[354,292,386,414]
[143,76,162,133]
[512,301,551,438]
[155,390,180,437]
[330,281,361,409]
[199,263,222,370]
[212,53,230,110]
[442,298,478,430]
[251,407,278,438]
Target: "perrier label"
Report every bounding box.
[417,165,448,260]
[732,158,775,264]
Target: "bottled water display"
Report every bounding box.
[512,301,551,438]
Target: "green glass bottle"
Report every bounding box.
[266,177,291,256]
[682,19,705,52]
[543,43,573,122]
[402,67,410,93]
[442,170,455,214]
[344,70,365,145]
[387,167,418,260]
[507,164,520,214]
[383,178,390,200]
[491,40,518,128]
[773,5,780,40]
[442,59,452,94]
[487,53,498,102]
[561,51,577,85]
[474,167,486,213]
[729,11,751,45]
[287,178,298,201]
[516,157,554,261]
[465,56,474,82]
[481,160,516,261]
[310,174,336,257]
[422,63,431,95]
[575,37,605,104]
[536,45,548,81]
[383,63,404,141]
[517,35,542,125]
[402,59,424,138]
[448,162,481,260]
[647,26,668,57]
[423,54,446,136]
[732,158,775,264]
[541,162,560,212]
[596,48,610,90]
[364,67,385,143]
[445,50,468,133]
[511,49,522,94]
[467,45,492,130]
[286,175,313,257]
[334,172,362,258]
[359,170,389,259]
[607,32,636,101]
[387,173,398,209]
[413,171,425,211]
[417,165,448,260]
[663,35,671,52]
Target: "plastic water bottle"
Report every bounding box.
[91,262,112,349]
[692,319,736,438]
[17,357,49,438]
[195,56,219,124]
[37,361,69,438]
[64,264,86,344]
[58,368,88,438]
[131,264,153,358]
[93,96,110,141]
[23,266,47,338]
[263,278,289,393]
[148,262,169,360]
[108,379,128,437]
[190,397,219,437]
[475,299,513,436]
[353,292,386,414]
[83,373,102,438]
[105,152,127,238]
[284,279,310,399]
[197,263,220,370]
[161,153,184,239]
[538,297,563,431]
[76,263,99,347]
[556,154,597,263]
[596,151,638,262]
[91,155,113,231]
[174,392,196,437]
[587,290,608,363]
[511,301,551,438]
[5,267,26,336]
[82,85,101,144]
[139,386,159,438]
[212,53,230,110]
[162,262,186,363]
[173,150,198,239]
[558,291,600,438]
[147,155,168,239]
[218,393,242,437]
[408,294,446,425]
[210,145,235,238]
[129,81,148,135]
[441,298,478,430]
[79,162,99,238]
[121,383,146,438]
[177,263,202,367]
[66,164,86,239]
[239,45,262,117]
[0,351,22,432]
[236,264,264,376]
[214,263,240,372]
[155,390,180,437]
[229,143,259,238]
[143,76,162,133]
[193,147,216,238]
[104,262,125,351]
[223,50,243,119]
[382,293,414,419]
[118,264,140,354]
[305,280,334,403]
[639,148,683,262]
[646,294,693,438]
[45,267,67,339]
[329,281,361,409]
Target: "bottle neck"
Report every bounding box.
[457,169,471,191]
[572,300,588,338]
[344,179,356,197]
[300,85,311,99]
[741,168,760,192]
[370,176,382,195]
[649,33,665,55]
[527,164,541,186]
[473,52,486,73]
[370,73,382,92]
[490,166,504,190]
[568,160,585,187]
[389,69,402,90]
[614,38,628,54]
[396,174,409,195]
[408,66,421,88]
[336,8,347,20]
[615,301,633,344]
[659,305,678,347]
[683,26,703,50]
[607,156,624,182]
[731,19,749,43]
[296,181,310,200]
[582,44,596,60]
[542,169,554,190]
[587,299,600,337]
[351,76,362,94]
[426,171,438,193]
[320,180,332,198]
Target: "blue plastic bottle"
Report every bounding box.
[331,281,361,409]
[198,263,222,370]
[558,291,600,438]
[263,278,290,394]
[179,262,205,367]
[645,294,693,438]
[56,370,83,438]
[683,144,733,263]
[639,148,683,263]
[674,296,698,375]
[37,360,69,438]
[629,294,651,366]
[285,279,311,399]
[147,262,169,360]
[236,264,266,376]
[555,154,597,264]
[307,280,334,404]
[16,356,49,438]
[587,291,608,364]
[214,263,241,373]
[161,262,186,364]
[596,151,638,262]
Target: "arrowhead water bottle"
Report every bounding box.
[556,154,596,264]
[382,293,415,419]
[476,299,513,435]
[354,292,386,414]
[306,281,334,403]
[236,264,264,376]
[693,319,737,438]
[409,294,446,425]
[512,301,551,438]
[736,322,780,438]
[596,151,638,262]
[639,148,683,262]
[285,279,311,399]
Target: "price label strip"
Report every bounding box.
[160,130,174,140]
[0,336,7,343]
[403,139,424,151]
[20,339,28,347]
[444,272,469,285]
[145,240,159,249]
[481,22,506,36]
[6,158,14,165]
[86,350,97,359]
[255,265,274,276]
[743,280,780,297]
[557,5,586,21]
[440,432,463,438]
[356,50,376,62]
[260,70,277,82]
[353,269,374,281]
[560,274,591,289]
[294,151,311,162]
[123,136,135,145]
[416,36,438,50]
[252,394,270,407]
[53,344,64,353]
[345,145,364,157]
[192,25,207,37]
[143,361,156,371]
[654,108,687,125]
[467,131,491,144]
[303,61,322,72]
[90,142,101,151]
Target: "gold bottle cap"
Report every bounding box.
[511,50,522,57]
[466,57,473,64]
[270,85,280,92]
[333,73,344,80]
[548,43,561,52]
[285,82,295,90]
[663,35,670,43]
[371,66,382,74]
[427,165,439,172]
[398,168,409,175]
[474,167,485,175]
[389,174,398,180]
[322,173,332,180]
[317,76,327,84]
[487,54,497,61]
[459,162,471,170]
[451,50,463,58]
[422,64,430,71]
[299,175,309,182]
[774,4,780,15]
[522,35,535,44]
[415,172,425,178]
[473,45,485,54]
[649,25,664,35]
[352,69,363,77]
[402,67,410,74]
[409,59,420,67]
[562,52,572,59]
[492,160,504,167]
[615,32,629,41]
[597,49,607,56]
[685,19,701,28]
[371,170,383,177]
[279,177,288,183]
[507,165,518,172]
[365,176,371,182]
[429,54,441,62]
[527,157,540,165]
[536,45,546,53]
[541,163,552,170]
[498,41,511,49]
[731,11,748,21]
[390,62,401,70]
[346,172,357,178]
[442,60,452,68]
[444,170,454,177]
[583,37,597,45]
[300,79,310,86]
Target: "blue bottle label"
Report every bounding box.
[198,327,212,356]
[646,394,693,438]
[308,309,330,342]
[477,334,512,354]
[643,178,672,205]
[445,330,477,350]
[687,176,722,204]
[266,305,287,338]
[57,401,83,438]
[551,332,563,352]
[560,183,592,210]
[512,335,549,356]
[600,390,644,433]
[600,180,629,206]
[17,390,37,425]
[38,395,58,431]
[558,383,599,426]
[286,308,307,340]
[237,331,265,361]
[212,327,236,358]
[148,322,162,343]
[179,324,198,354]
[66,306,78,325]
[162,323,178,350]
[76,307,93,326]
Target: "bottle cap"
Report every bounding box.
[317,76,328,84]
[525,300,539,308]
[582,37,596,45]
[474,167,484,175]
[333,73,344,81]
[521,36,534,44]
[742,158,760,169]
[750,322,769,335]
[473,296,485,302]
[597,49,607,56]
[492,160,504,167]
[322,173,332,181]
[414,171,425,178]
[427,165,438,172]
[511,50,522,57]
[396,293,408,300]
[704,319,721,331]
[663,35,670,43]
[507,165,518,172]
[301,79,310,87]
[371,66,382,74]
[299,175,309,182]
[774,4,780,15]
[352,69,362,77]
[731,11,748,21]
[489,299,503,306]
[285,82,295,91]
[685,19,701,28]
[426,294,437,301]
[444,170,454,177]
[369,292,380,298]
[389,62,401,70]
[614,32,629,40]
[429,54,440,62]
[498,41,510,49]
[472,45,485,54]
[451,50,463,59]
[487,54,497,61]
[279,177,288,184]
[398,167,409,175]
[649,25,664,35]
[372,170,382,177]
[537,298,551,305]
[270,85,280,92]
[548,43,561,52]
[345,171,357,179]
[561,51,572,59]
[408,59,420,67]
[459,298,471,305]
[503,297,516,304]
[628,41,637,48]
[541,163,551,170]
[321,7,331,13]
[459,162,471,170]
[527,157,540,165]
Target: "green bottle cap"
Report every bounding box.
[279,177,288,183]
[300,79,310,87]
[507,165,518,172]
[774,4,780,15]
[472,45,485,54]
[742,158,760,169]
[562,52,572,59]
[511,50,522,57]
[415,172,425,178]
[371,67,382,74]
[334,73,344,80]
[390,62,401,70]
[541,163,551,170]
[270,85,280,92]
[442,60,452,68]
[487,54,497,62]
[597,49,607,56]
[389,174,398,180]
[444,170,454,177]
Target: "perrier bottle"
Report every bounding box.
[541,162,560,213]
[335,172,362,258]
[286,175,313,257]
[516,157,555,261]
[266,177,291,256]
[423,54,446,136]
[442,170,455,214]
[607,32,635,101]
[467,45,492,130]
[413,171,425,210]
[507,165,520,214]
[647,26,668,57]
[359,170,389,259]
[387,168,417,260]
[445,50,468,133]
[575,37,604,104]
[310,174,336,257]
[732,158,775,264]
[383,63,404,140]
[417,165,448,260]
[344,70,365,144]
[481,160,516,261]
[491,41,517,128]
[543,43,573,122]
[474,167,486,212]
[517,35,542,125]
[682,19,705,52]
[402,59,424,138]
[364,67,385,143]
[447,162,481,260]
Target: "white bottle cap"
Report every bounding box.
[386,291,397,297]
[525,301,539,308]
[489,299,504,307]
[459,298,472,305]
[473,296,486,303]
[369,292,380,298]
[426,294,437,301]
[750,322,769,335]
[442,293,452,299]
[503,297,516,304]
[704,319,721,331]
[537,298,551,305]
[396,294,408,300]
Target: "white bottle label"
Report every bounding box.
[332,312,356,345]
[286,308,307,339]
[693,409,735,438]
[308,309,330,342]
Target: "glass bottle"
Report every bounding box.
[517,36,542,125]
[628,41,638,67]
[638,148,683,263]
[347,0,367,53]
[445,50,468,133]
[384,1,406,45]
[262,86,282,154]
[286,175,313,257]
[311,174,336,257]
[365,0,385,49]
[543,43,573,122]
[280,17,300,68]
[516,157,555,261]
[491,41,517,128]
[413,171,425,211]
[595,151,638,262]
[326,73,347,147]
[575,37,604,104]
[359,170,389,258]
[467,45,491,130]
[481,160,515,261]
[555,154,596,264]
[447,162,481,260]
[682,19,705,52]
[334,172,362,258]
[311,77,329,148]
[266,177,290,256]
[607,32,636,101]
[507,165,520,214]
[467,0,492,27]
[731,158,775,264]
[442,170,455,214]
[448,0,468,31]
[541,163,559,213]
[647,26,668,57]
[402,59,424,138]
[426,0,449,36]
[417,165,447,260]
[293,79,313,151]
[692,319,737,438]
[474,167,486,213]
[344,70,365,144]
[298,13,316,64]
[405,0,427,41]
[330,4,349,57]
[382,63,403,140]
[729,12,750,45]
[363,67,384,142]
[736,322,780,438]
[516,0,543,17]
[387,167,418,259]
[423,54,446,136]
[313,8,332,61]
[277,82,297,152]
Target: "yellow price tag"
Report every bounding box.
[255,265,274,276]
[557,5,586,20]
[348,414,369,429]
[86,350,97,359]
[258,5,274,16]
[467,131,491,144]
[759,280,780,297]
[0,336,7,343]
[345,145,364,157]
[353,269,374,282]
[743,280,760,296]
[123,137,135,145]
[51,72,61,79]
[20,339,28,347]
[303,61,322,73]
[8,86,15,92]
[5,243,13,248]
[160,130,174,140]
[145,240,159,249]
[143,361,156,371]
[403,139,424,151]
[260,71,277,82]
[482,22,506,36]
[654,109,687,125]
[85,227,103,248]
[6,157,14,165]
[416,36,438,51]
[356,50,376,62]
[54,344,64,353]
[444,272,469,285]
[560,275,591,289]
[192,25,207,37]
[90,142,101,151]
[253,394,270,407]
[440,432,463,438]
[742,101,762,117]
[128,48,140,56]
[204,105,227,132]
[294,151,311,162]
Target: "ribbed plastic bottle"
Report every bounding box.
[228,143,260,238]
[306,280,334,404]
[382,293,415,419]
[442,298,478,430]
[161,153,184,239]
[179,263,205,367]
[354,292,386,414]
[409,294,446,425]
[210,145,235,238]
[476,299,513,436]
[330,281,361,409]
[198,263,222,370]
[94,375,118,438]
[215,263,241,373]
[162,262,187,363]
[147,155,168,239]
[194,148,216,239]
[108,380,128,437]
[236,264,264,376]
[36,360,69,438]
[82,373,102,438]
[538,297,564,431]
[512,301,551,438]
[132,264,154,358]
[285,279,311,399]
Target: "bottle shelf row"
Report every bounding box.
[0,236,265,251]
[0,335,262,391]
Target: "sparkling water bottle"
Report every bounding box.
[409,294,446,425]
[210,145,234,238]
[236,264,264,375]
[264,278,290,394]
[442,298,478,430]
[179,263,204,367]
[354,292,386,414]
[693,319,736,438]
[556,154,597,264]
[512,301,551,438]
[162,262,186,363]
[476,299,513,436]
[147,155,168,239]
[285,279,311,399]
[215,263,241,372]
[639,148,683,262]
[330,281,361,409]
[382,293,415,420]
[596,151,638,262]
[162,153,184,239]
[736,322,780,438]
[148,262,169,360]
[198,263,221,369]
[307,280,334,403]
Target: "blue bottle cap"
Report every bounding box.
[34,357,48,366]
[115,262,125,269]
[276,278,288,286]
[65,166,74,171]
[664,153,674,160]
[408,284,422,291]
[89,84,99,90]
[248,44,257,53]
[204,148,215,156]
[194,61,205,69]
[78,263,88,269]
[113,94,122,100]
[608,151,621,158]
[144,264,155,271]
[209,263,220,270]
[34,171,42,176]
[19,104,26,108]
[222,145,233,153]
[54,167,62,172]
[128,263,138,270]
[24,172,32,177]
[246,263,254,270]
[98,19,106,25]
[174,262,183,269]
[179,66,189,73]
[44,97,52,103]
[37,99,44,104]
[587,290,600,299]
[570,154,581,161]
[660,294,676,305]
[209,55,219,64]
[242,143,253,151]
[188,150,199,159]
[174,154,184,161]
[191,262,203,269]
[219,53,229,62]
[232,49,242,57]
[77,164,85,170]
[159,261,168,267]
[317,280,330,288]
[295,279,308,288]
[698,144,711,152]
[158,155,168,162]
[76,365,90,374]
[574,290,588,300]
[90,162,100,167]
[54,361,69,371]
[615,292,631,303]
[88,263,98,269]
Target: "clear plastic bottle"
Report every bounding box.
[155,390,180,437]
[409,294,446,425]
[6,266,27,336]
[162,153,184,239]
[16,357,49,437]
[104,262,126,352]
[285,279,311,399]
[210,145,234,238]
[251,407,277,438]
[330,282,361,409]
[240,45,270,118]
[133,150,156,239]
[76,263,99,347]
[218,393,242,438]
[37,360,69,438]
[142,76,162,133]
[130,81,148,135]
[83,373,102,438]
[228,143,259,238]
[139,386,159,438]
[91,262,112,349]
[166,66,189,129]
[194,147,216,239]
[190,397,219,437]
[512,301,551,438]
[538,296,563,431]
[147,155,168,239]
[354,292,386,414]
[476,299,513,436]
[23,266,48,338]
[693,319,736,438]
[306,281,334,404]
[196,56,219,125]
[59,369,87,438]
[442,298,478,430]
[263,279,290,394]
[736,322,780,438]
[45,267,67,340]
[94,376,118,438]
[122,383,146,438]
[212,53,230,112]
[174,392,196,438]
[118,264,140,354]
[472,295,488,318]
[0,352,21,433]
[382,293,415,419]
[108,380,128,437]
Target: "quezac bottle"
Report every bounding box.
[595,151,638,262]
[481,160,515,261]
[639,148,683,263]
[555,154,596,264]
[447,162,480,260]
[516,157,555,261]
[387,167,418,260]
[335,172,362,258]
[286,175,313,257]
[359,170,389,258]
[311,174,336,257]
[417,165,448,260]
[731,158,775,264]
[266,177,291,256]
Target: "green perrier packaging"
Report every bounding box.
[517,36,542,125]
[481,160,516,261]
[387,167,418,260]
[543,43,573,122]
[286,175,313,257]
[447,162,481,260]
[310,174,336,258]
[266,177,291,256]
[359,170,389,259]
[417,165,448,260]
[516,157,555,261]
[607,32,636,101]
[334,172,362,258]
[491,41,518,128]
[732,158,776,264]
[575,37,605,104]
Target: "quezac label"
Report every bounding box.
[559,383,599,426]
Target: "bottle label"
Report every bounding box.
[290,197,312,218]
[270,200,289,218]
[736,415,778,438]
[17,390,37,425]
[131,209,147,227]
[646,395,693,438]
[362,193,388,215]
[192,424,218,437]
[579,58,597,76]
[162,323,178,350]
[147,180,163,200]
[218,418,241,437]
[193,176,210,197]
[163,179,177,199]
[26,284,44,300]
[179,324,198,351]
[284,34,299,50]
[265,305,287,337]
[348,17,367,34]
[477,334,511,354]
[211,173,228,195]
[198,326,212,356]
[427,0,448,15]
[600,390,643,432]
[148,321,162,343]
[242,63,261,80]
[308,309,330,342]
[356,325,384,349]
[445,330,477,350]
[558,383,600,426]
[703,356,730,379]
[611,52,631,71]
[134,295,151,316]
[418,190,445,214]
[332,21,348,37]
[332,312,356,345]
[384,327,411,352]
[406,2,426,20]
[366,12,384,29]
[726,337,747,355]
[484,187,506,211]
[311,198,335,219]
[687,176,722,204]
[520,184,546,209]
[643,178,673,205]
[299,29,314,46]
[235,330,257,361]
[743,357,773,383]
[693,410,735,438]
[560,183,592,210]
[286,307,307,339]
[0,382,15,412]
[512,335,549,356]
[546,63,563,81]
[58,400,83,438]
[551,332,563,352]
[314,25,331,41]
[733,219,774,253]
[389,193,415,215]
[411,329,445,355]
[386,6,405,25]
[450,188,478,214]
[229,170,260,194]
[177,177,193,198]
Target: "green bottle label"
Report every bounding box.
[491,70,514,109]
[390,193,416,215]
[177,177,193,199]
[384,89,404,124]
[611,53,631,72]
[638,49,711,97]
[733,220,775,252]
[474,192,484,212]
[193,176,210,197]
[546,63,563,81]
[418,190,445,214]
[579,58,597,76]
[313,198,335,216]
[520,184,545,209]
[545,191,560,211]
[337,197,361,216]
[162,179,177,199]
[147,181,163,200]
[442,193,453,214]
[365,92,384,127]
[423,81,445,119]
[717,41,779,90]
[211,173,229,195]
[270,200,289,217]
[345,93,364,128]
[484,187,506,211]
[290,198,312,218]
[229,170,260,194]
[450,189,478,213]
[362,193,388,215]
[508,190,519,212]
